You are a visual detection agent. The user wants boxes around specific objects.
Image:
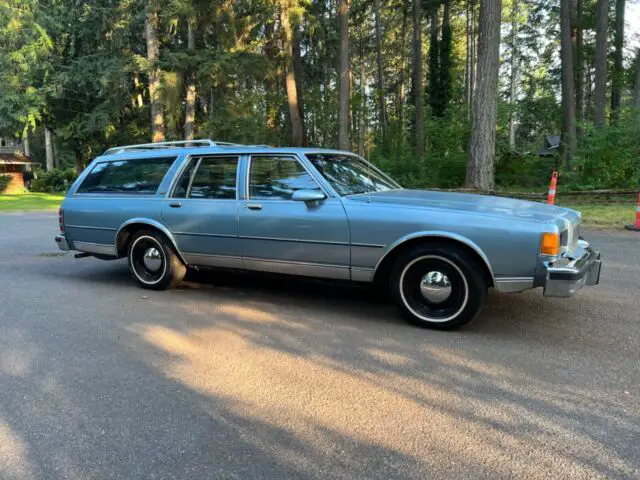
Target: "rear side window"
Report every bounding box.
[172,156,238,199]
[76,157,176,194]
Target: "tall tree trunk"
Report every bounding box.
[358,34,366,156]
[560,0,576,167]
[465,0,471,110]
[413,0,424,157]
[338,0,350,150]
[23,128,30,157]
[610,0,625,118]
[133,74,144,108]
[374,0,387,143]
[469,0,477,118]
[264,20,278,140]
[428,2,440,116]
[145,1,165,143]
[398,2,408,133]
[594,0,607,127]
[184,19,196,141]
[75,150,85,173]
[634,50,640,121]
[575,0,584,136]
[439,0,452,115]
[508,0,518,150]
[45,127,54,171]
[466,0,501,190]
[293,22,307,146]
[280,4,304,147]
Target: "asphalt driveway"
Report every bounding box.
[0,212,638,479]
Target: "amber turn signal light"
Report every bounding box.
[540,232,560,256]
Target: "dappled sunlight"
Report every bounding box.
[133,318,639,478]
[0,330,37,377]
[217,304,282,324]
[0,418,36,480]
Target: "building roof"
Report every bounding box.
[0,153,38,165]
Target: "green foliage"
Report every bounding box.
[569,110,640,189]
[0,175,11,193]
[371,105,470,188]
[0,0,636,192]
[30,168,77,193]
[495,152,554,188]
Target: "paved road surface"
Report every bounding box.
[0,212,638,479]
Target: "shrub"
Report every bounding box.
[0,175,11,193]
[569,112,640,190]
[30,168,77,193]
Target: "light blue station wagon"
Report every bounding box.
[55,140,602,329]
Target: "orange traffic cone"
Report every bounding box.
[625,192,640,232]
[547,171,558,205]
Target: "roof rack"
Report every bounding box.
[103,139,269,155]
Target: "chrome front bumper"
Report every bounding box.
[543,240,602,298]
[55,234,70,251]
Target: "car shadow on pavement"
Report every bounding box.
[26,256,640,478]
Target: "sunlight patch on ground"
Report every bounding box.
[132,313,637,478]
[0,419,35,480]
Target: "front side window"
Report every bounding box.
[249,156,321,200]
[172,156,238,199]
[305,153,400,196]
[77,157,176,194]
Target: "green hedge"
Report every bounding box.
[0,175,11,193]
[30,168,77,193]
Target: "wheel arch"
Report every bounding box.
[372,232,495,288]
[115,218,186,264]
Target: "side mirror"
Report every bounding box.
[292,189,326,204]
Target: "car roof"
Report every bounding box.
[95,145,357,163]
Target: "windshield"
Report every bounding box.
[305,153,401,196]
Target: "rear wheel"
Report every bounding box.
[127,230,186,290]
[389,244,487,329]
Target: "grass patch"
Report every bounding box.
[561,203,636,229]
[0,193,65,211]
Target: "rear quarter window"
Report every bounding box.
[76,157,176,195]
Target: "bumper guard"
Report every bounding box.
[543,241,602,298]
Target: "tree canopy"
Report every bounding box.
[1,0,638,190]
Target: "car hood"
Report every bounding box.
[346,189,580,226]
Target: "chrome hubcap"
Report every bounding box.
[420,271,452,303]
[142,247,162,272]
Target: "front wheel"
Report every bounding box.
[127,230,186,290]
[389,244,487,330]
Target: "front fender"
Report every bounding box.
[374,230,496,284]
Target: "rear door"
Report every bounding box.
[161,154,241,268]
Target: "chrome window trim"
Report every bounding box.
[245,154,332,201]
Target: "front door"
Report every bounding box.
[238,154,351,279]
[161,155,241,268]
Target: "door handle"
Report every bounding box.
[168,201,182,208]
[246,203,263,211]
